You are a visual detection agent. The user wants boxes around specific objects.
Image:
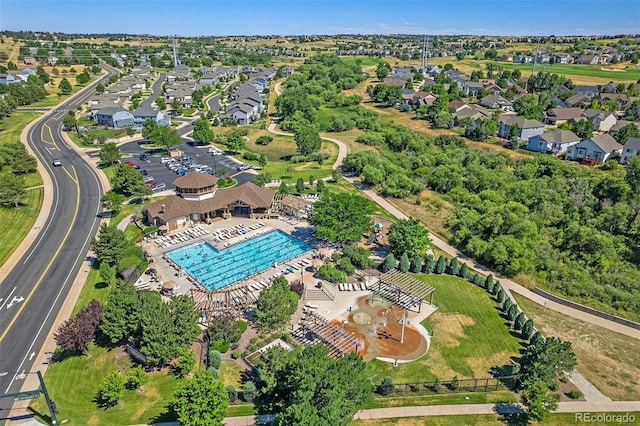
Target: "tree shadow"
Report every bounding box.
[49,347,82,363]
[149,402,178,424]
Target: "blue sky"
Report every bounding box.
[1,1,639,36]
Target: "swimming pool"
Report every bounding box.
[166,230,312,291]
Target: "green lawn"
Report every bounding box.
[359,390,516,410]
[219,360,243,389]
[365,274,524,384]
[0,111,42,141]
[30,344,183,426]
[316,106,351,131]
[70,268,110,317]
[0,187,43,266]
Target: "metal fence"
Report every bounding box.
[374,375,516,396]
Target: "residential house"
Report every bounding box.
[498,115,545,141]
[554,53,571,64]
[582,109,617,132]
[597,93,630,110]
[383,76,407,87]
[572,85,600,98]
[462,81,484,96]
[132,105,168,128]
[411,91,437,106]
[452,104,492,122]
[526,129,580,153]
[544,107,584,125]
[565,94,590,108]
[480,94,513,111]
[566,134,623,163]
[23,56,36,65]
[620,137,640,164]
[574,55,598,65]
[96,107,135,129]
[0,74,16,85]
[610,120,639,135]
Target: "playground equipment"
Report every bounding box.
[367,222,385,245]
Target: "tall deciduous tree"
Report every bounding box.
[172,369,228,426]
[98,142,120,166]
[309,192,373,244]
[96,370,124,408]
[519,378,560,422]
[192,118,214,145]
[111,163,151,197]
[255,276,298,331]
[0,173,26,208]
[100,279,141,344]
[517,337,576,389]
[256,344,371,426]
[149,124,181,152]
[387,218,431,258]
[54,300,103,353]
[572,119,594,140]
[294,124,322,155]
[142,118,159,140]
[91,224,129,267]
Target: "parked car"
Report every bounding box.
[161,157,172,163]
[146,181,158,188]
[139,169,148,176]
[139,153,149,161]
[125,161,137,167]
[143,176,154,183]
[152,183,166,192]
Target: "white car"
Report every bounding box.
[161,157,172,163]
[52,159,62,167]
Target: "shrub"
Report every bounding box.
[377,376,395,396]
[432,378,442,393]
[242,381,257,402]
[484,274,494,290]
[339,257,356,275]
[493,282,502,296]
[242,152,258,161]
[125,365,145,390]
[207,366,219,379]
[503,297,513,313]
[507,304,519,321]
[290,281,304,297]
[227,385,237,402]
[459,263,470,279]
[290,155,308,163]
[446,258,460,275]
[434,256,447,274]
[496,289,505,304]
[422,254,435,273]
[318,264,347,283]
[256,135,273,145]
[208,350,222,370]
[449,376,460,391]
[522,319,535,340]
[568,390,583,400]
[409,255,423,273]
[514,312,527,330]
[96,370,124,408]
[549,381,559,391]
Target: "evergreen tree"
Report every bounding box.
[434,255,447,274]
[484,274,494,290]
[507,304,519,322]
[472,273,484,286]
[377,376,395,396]
[503,297,513,313]
[446,258,460,275]
[514,312,527,330]
[380,253,396,272]
[100,279,141,344]
[169,295,200,348]
[422,254,435,273]
[493,282,502,296]
[398,253,410,273]
[522,319,535,340]
[242,381,257,402]
[459,263,469,279]
[496,289,505,304]
[91,224,129,267]
[139,292,176,366]
[58,77,72,95]
[409,255,423,273]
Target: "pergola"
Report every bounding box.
[293,311,361,359]
[373,270,436,313]
[189,284,257,322]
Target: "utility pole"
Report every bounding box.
[38,371,58,426]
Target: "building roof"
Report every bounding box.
[590,134,623,152]
[499,115,544,129]
[174,172,219,189]
[146,182,275,222]
[583,108,615,120]
[133,105,160,118]
[539,129,580,143]
[96,106,129,116]
[545,107,584,121]
[624,137,640,150]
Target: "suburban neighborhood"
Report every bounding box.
[0,4,640,426]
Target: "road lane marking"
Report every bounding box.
[0,287,17,310]
[61,165,78,184]
[4,163,103,394]
[0,163,80,343]
[43,122,60,151]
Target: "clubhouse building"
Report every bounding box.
[146,172,275,230]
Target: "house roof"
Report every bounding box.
[583,108,615,120]
[174,172,218,189]
[133,105,160,118]
[565,94,588,105]
[539,129,580,143]
[589,134,623,152]
[624,137,640,150]
[610,120,637,132]
[96,107,129,116]
[146,182,275,222]
[481,94,511,105]
[545,107,584,120]
[499,115,544,129]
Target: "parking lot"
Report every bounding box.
[118,140,256,191]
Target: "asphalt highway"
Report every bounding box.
[0,68,114,420]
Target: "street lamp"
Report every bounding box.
[0,371,58,425]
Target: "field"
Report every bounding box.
[0,112,44,266]
[29,345,183,426]
[512,293,640,401]
[364,274,523,384]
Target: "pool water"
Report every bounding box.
[166,230,312,291]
